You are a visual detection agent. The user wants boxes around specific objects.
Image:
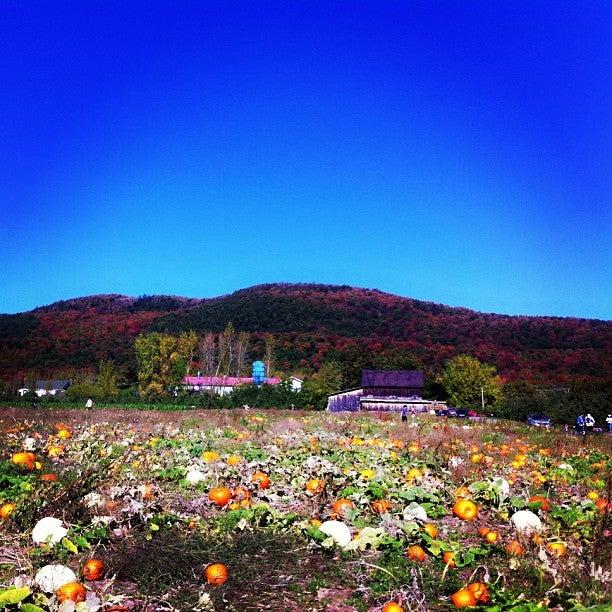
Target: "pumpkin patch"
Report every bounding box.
[0,408,609,610]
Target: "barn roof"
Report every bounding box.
[35,380,71,390]
[361,370,423,387]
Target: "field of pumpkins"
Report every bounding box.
[0,408,610,611]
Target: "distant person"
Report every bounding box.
[576,414,586,435]
[410,407,417,418]
[606,414,612,433]
[401,406,408,422]
[585,413,595,434]
[85,398,94,410]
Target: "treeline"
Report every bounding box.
[1,283,609,385]
[2,340,610,422]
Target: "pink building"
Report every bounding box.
[183,375,302,396]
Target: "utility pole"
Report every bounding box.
[481,386,485,411]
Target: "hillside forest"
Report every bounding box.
[0,284,610,422]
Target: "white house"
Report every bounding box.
[18,380,72,397]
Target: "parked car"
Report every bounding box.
[526,413,551,427]
[445,407,457,417]
[456,408,469,418]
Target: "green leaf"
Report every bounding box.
[72,535,92,550]
[510,496,526,509]
[62,537,78,553]
[20,604,46,612]
[0,586,31,605]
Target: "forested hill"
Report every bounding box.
[1,284,610,383]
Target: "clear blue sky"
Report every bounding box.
[1,2,610,318]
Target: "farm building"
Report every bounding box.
[18,380,72,397]
[182,375,303,396]
[327,369,445,412]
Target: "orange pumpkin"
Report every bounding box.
[477,527,491,537]
[406,545,427,561]
[331,498,355,518]
[467,582,490,603]
[82,558,106,581]
[208,486,233,507]
[484,531,499,544]
[41,473,58,482]
[450,588,477,608]
[443,551,457,568]
[232,485,251,501]
[423,523,439,538]
[0,503,16,519]
[452,499,478,521]
[57,429,72,440]
[11,452,36,470]
[505,540,525,556]
[202,451,220,463]
[305,478,325,495]
[405,467,423,482]
[48,446,65,458]
[546,542,567,557]
[56,582,86,603]
[528,495,551,511]
[382,603,404,612]
[251,471,271,490]
[371,499,392,514]
[205,563,229,586]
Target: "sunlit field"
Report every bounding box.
[1,408,610,611]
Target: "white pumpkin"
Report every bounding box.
[491,477,510,499]
[32,517,68,545]
[449,456,464,468]
[510,510,542,534]
[23,437,37,451]
[403,502,428,522]
[185,468,205,484]
[35,564,77,592]
[319,520,352,548]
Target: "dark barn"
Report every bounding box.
[361,370,424,398]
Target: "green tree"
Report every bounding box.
[97,359,118,398]
[135,333,179,396]
[66,381,99,402]
[264,333,275,377]
[299,361,344,410]
[177,331,198,376]
[441,355,502,409]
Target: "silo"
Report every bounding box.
[252,361,266,385]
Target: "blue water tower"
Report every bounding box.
[252,361,266,385]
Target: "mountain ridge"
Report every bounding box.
[1,283,610,383]
[17,283,610,322]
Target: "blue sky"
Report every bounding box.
[1,1,610,318]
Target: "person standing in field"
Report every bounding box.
[585,413,595,434]
[85,398,93,410]
[401,406,408,423]
[606,414,612,433]
[576,414,586,435]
